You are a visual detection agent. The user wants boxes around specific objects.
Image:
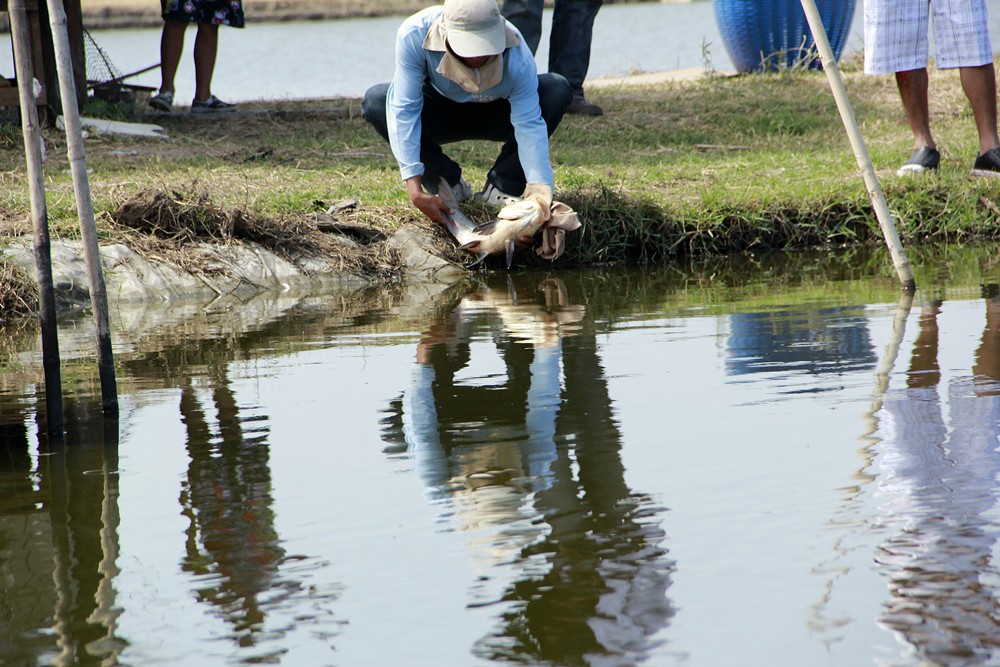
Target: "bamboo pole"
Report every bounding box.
[9,0,64,435]
[44,0,119,415]
[799,0,917,292]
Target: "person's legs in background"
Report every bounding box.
[151,0,239,112]
[190,12,236,112]
[150,19,187,111]
[193,22,220,104]
[501,0,544,53]
[895,68,935,152]
[550,0,603,116]
[960,63,1000,174]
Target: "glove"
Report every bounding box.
[521,183,553,221]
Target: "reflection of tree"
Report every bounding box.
[177,361,292,652]
[382,276,674,666]
[874,292,1000,664]
[0,395,124,666]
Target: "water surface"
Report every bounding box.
[3,247,1000,666]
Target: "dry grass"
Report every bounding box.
[105,184,403,278]
[0,260,37,318]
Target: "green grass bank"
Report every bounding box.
[2,55,1000,298]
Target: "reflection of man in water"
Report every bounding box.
[382,276,674,666]
[875,290,1000,663]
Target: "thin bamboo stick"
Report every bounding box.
[44,0,119,415]
[799,0,917,291]
[9,0,64,435]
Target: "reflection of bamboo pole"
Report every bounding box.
[808,291,913,633]
[799,0,916,292]
[9,0,64,435]
[44,0,119,415]
[46,449,75,667]
[857,292,915,472]
[857,292,915,459]
[870,291,914,408]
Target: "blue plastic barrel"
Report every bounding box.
[713,0,857,73]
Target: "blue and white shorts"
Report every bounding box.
[864,0,993,73]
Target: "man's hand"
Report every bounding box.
[412,191,452,224]
[521,183,553,221]
[406,175,451,225]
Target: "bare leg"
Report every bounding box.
[959,63,1000,155]
[159,19,188,95]
[193,22,219,102]
[895,68,935,150]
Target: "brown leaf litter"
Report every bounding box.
[105,185,403,279]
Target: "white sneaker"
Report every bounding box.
[476,182,520,206]
[454,177,474,203]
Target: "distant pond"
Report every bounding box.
[12,1,1000,104]
[5,1,867,102]
[3,245,1000,666]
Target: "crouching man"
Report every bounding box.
[361,0,572,226]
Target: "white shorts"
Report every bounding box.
[864,0,993,74]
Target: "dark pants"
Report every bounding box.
[361,74,572,196]
[502,0,603,95]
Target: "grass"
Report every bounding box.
[2,53,1000,307]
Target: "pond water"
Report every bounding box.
[3,246,1000,666]
[7,1,1000,103]
[60,0,1000,104]
[8,1,866,103]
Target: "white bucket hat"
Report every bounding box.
[442,0,507,57]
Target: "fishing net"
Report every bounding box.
[83,27,157,106]
[83,27,122,86]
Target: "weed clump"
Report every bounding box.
[107,184,402,278]
[0,260,37,318]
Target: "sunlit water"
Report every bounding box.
[3,247,1000,666]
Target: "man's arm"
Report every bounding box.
[507,51,555,191]
[387,30,429,184]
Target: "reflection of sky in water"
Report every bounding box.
[726,306,876,377]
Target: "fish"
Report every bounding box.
[458,199,546,269]
[436,178,492,267]
[435,177,546,269]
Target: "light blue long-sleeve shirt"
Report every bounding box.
[386,6,555,190]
